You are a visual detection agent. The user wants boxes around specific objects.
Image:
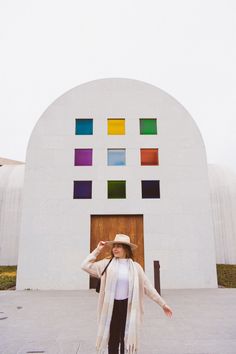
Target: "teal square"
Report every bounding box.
[75,119,93,135]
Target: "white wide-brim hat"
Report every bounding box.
[106,234,138,250]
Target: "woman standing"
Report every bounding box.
[81,234,173,354]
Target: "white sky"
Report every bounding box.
[0,0,236,172]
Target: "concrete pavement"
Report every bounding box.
[0,288,236,354]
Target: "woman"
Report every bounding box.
[81,234,173,354]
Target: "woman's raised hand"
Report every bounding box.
[97,241,108,252]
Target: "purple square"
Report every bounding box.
[74,149,92,166]
[74,181,92,199]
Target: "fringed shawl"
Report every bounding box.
[96,257,140,353]
[81,248,167,354]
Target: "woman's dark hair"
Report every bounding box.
[111,243,134,260]
[123,244,134,260]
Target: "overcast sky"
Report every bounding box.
[0,0,235,173]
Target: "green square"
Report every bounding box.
[108,181,126,199]
[140,119,157,134]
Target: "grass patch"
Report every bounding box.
[217,264,236,288]
[0,266,17,290]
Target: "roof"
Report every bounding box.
[0,157,25,165]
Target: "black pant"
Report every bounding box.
[108,298,128,354]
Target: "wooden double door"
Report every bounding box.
[90,215,144,288]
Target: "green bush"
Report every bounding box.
[0,266,17,290]
[216,264,236,288]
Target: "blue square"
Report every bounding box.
[75,119,93,135]
[108,149,126,166]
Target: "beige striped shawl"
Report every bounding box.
[96,257,140,354]
[81,248,167,353]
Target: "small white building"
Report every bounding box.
[0,164,25,265]
[16,78,218,290]
[208,164,236,264]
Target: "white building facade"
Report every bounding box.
[16,78,218,290]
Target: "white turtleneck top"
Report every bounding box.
[114,258,129,300]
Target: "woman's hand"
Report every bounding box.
[97,241,108,252]
[162,304,173,318]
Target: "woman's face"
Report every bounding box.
[112,243,126,258]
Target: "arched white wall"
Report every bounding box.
[16,78,217,289]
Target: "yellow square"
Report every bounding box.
[107,118,125,135]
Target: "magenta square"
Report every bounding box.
[74,149,92,166]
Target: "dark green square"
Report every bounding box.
[108,181,126,199]
[140,119,157,135]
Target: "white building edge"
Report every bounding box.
[0,164,24,265]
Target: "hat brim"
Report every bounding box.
[106,240,138,250]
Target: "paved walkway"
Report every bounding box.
[0,288,236,354]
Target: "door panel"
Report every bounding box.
[90,214,144,288]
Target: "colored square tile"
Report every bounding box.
[108,180,126,198]
[108,119,125,135]
[108,149,126,166]
[140,148,159,165]
[75,119,93,135]
[140,119,157,135]
[74,149,92,166]
[142,180,160,198]
[73,181,92,199]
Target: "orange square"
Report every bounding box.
[140,149,159,165]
